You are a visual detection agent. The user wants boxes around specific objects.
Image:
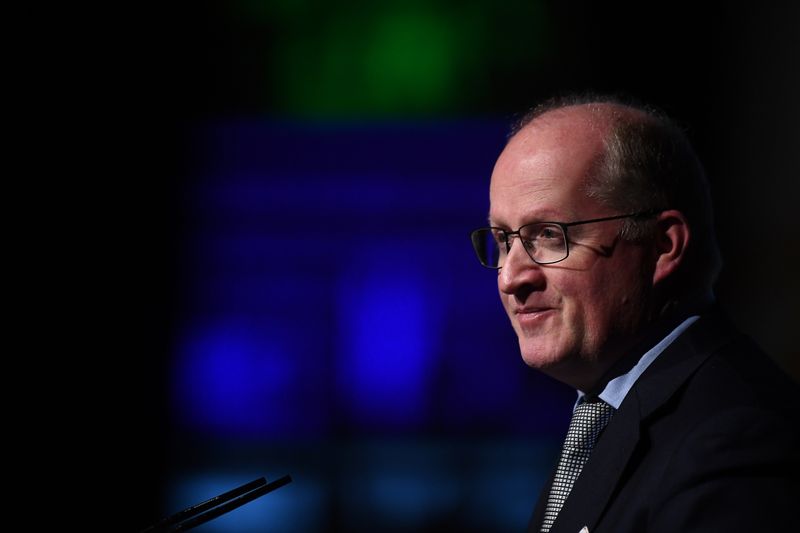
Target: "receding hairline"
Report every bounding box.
[509,101,658,144]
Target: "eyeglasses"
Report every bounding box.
[470,210,658,269]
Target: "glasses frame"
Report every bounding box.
[471,210,660,269]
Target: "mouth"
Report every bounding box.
[514,307,556,328]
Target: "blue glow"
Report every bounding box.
[174,120,574,439]
[365,473,461,523]
[163,119,587,533]
[335,244,441,429]
[336,440,461,528]
[173,319,330,438]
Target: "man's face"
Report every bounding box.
[489,109,654,390]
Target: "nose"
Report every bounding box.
[498,237,546,296]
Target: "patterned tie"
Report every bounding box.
[540,399,614,533]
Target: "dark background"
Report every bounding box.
[84,2,799,531]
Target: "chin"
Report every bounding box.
[518,340,569,370]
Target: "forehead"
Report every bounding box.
[489,109,609,223]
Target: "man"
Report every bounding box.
[470,94,799,532]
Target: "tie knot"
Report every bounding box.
[564,400,614,450]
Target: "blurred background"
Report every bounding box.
[97,1,799,531]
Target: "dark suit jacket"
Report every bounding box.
[528,310,800,533]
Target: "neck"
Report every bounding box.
[583,292,714,395]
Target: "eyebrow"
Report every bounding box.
[487,210,569,229]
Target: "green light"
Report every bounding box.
[233,1,550,117]
[361,9,460,114]
[272,6,467,117]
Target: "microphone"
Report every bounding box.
[140,474,292,532]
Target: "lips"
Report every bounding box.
[514,307,556,329]
[515,306,554,315]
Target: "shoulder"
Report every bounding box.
[679,323,798,415]
[637,313,800,530]
[639,308,799,418]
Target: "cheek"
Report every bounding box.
[580,263,650,333]
[559,269,631,334]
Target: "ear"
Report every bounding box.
[652,209,690,285]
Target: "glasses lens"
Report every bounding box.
[471,228,502,268]
[520,223,567,264]
[472,224,568,268]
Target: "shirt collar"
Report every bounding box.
[575,315,700,410]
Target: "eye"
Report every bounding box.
[534,224,564,241]
[539,226,560,240]
[490,228,506,246]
